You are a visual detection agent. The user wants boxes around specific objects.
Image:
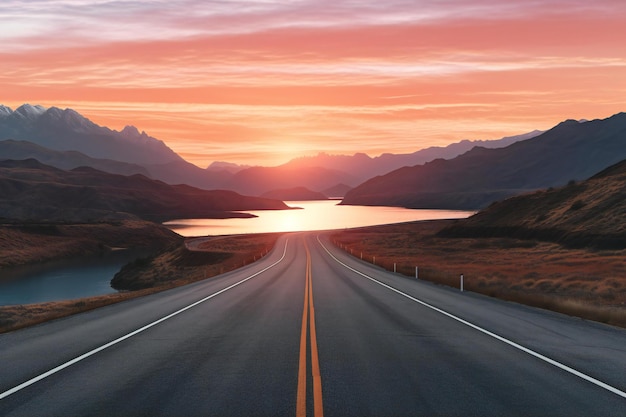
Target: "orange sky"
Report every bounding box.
[2,0,626,167]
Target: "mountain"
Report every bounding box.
[0,104,181,165]
[322,183,353,198]
[0,159,288,222]
[282,130,543,183]
[342,113,626,210]
[206,161,251,174]
[439,159,626,249]
[224,165,358,196]
[0,139,150,177]
[261,186,328,201]
[0,104,232,189]
[142,160,232,190]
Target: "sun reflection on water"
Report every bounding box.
[164,200,473,237]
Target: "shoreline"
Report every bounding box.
[0,232,282,334]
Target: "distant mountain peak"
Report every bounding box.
[43,106,99,132]
[0,105,12,117]
[121,125,143,137]
[14,104,47,120]
[555,118,588,128]
[206,160,251,173]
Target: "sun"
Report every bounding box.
[271,139,311,165]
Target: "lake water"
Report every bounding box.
[0,249,150,306]
[164,200,474,237]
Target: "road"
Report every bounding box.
[1,233,625,416]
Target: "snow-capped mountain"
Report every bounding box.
[12,104,47,120]
[0,104,182,165]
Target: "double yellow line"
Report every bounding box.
[296,239,324,417]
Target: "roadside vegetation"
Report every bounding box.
[0,220,181,268]
[331,220,626,328]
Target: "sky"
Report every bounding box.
[2,0,626,167]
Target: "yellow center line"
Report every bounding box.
[296,246,309,416]
[296,238,324,417]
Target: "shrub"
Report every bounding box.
[569,200,586,211]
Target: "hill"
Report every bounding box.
[0,139,150,177]
[322,183,353,198]
[439,159,626,249]
[342,113,626,210]
[0,159,288,222]
[261,186,328,201]
[224,165,357,196]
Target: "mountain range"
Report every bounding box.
[2,104,626,211]
[342,113,626,209]
[0,104,541,197]
[280,129,542,184]
[0,104,233,190]
[0,104,180,165]
[0,159,288,222]
[0,139,150,177]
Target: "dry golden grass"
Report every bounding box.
[112,233,281,290]
[331,220,626,327]
[0,220,181,268]
[0,233,282,334]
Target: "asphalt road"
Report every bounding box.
[1,233,625,416]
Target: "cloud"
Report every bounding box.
[2,0,626,165]
[2,0,624,50]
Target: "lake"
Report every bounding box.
[0,249,151,306]
[164,200,474,237]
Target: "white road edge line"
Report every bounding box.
[317,235,626,400]
[0,238,290,401]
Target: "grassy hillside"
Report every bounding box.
[0,220,182,268]
[440,159,626,249]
